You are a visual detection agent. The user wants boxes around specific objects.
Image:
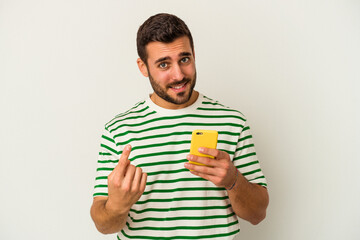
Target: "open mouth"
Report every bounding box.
[170,81,188,92]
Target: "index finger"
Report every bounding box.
[198,147,229,160]
[115,144,132,174]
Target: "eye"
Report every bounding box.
[159,62,168,69]
[180,57,190,63]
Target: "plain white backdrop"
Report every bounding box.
[1,0,359,239]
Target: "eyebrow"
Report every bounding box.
[179,52,192,57]
[154,52,192,64]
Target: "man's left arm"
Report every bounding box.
[185,148,269,225]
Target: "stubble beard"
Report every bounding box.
[148,71,197,105]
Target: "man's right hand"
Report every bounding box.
[91,145,147,234]
[105,144,147,216]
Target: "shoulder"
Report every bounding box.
[104,100,149,131]
[198,95,247,121]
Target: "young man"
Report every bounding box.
[91,13,269,239]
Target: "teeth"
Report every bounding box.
[173,84,185,89]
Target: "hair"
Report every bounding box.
[136,13,194,64]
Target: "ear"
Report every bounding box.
[137,58,149,77]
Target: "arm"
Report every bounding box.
[90,145,147,234]
[185,148,269,225]
[226,169,269,225]
[90,196,128,234]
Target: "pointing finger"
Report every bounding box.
[115,144,132,177]
[120,145,132,163]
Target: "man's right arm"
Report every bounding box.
[90,196,129,234]
[90,145,147,234]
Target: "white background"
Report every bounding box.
[1,0,359,239]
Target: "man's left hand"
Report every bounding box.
[184,148,238,189]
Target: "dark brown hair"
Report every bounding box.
[136,13,194,64]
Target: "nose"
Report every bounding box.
[170,63,185,81]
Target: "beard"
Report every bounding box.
[148,71,197,105]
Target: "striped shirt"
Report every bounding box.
[94,93,267,239]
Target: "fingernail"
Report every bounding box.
[186,154,193,160]
[125,144,131,150]
[198,147,204,152]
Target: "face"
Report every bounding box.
[137,36,197,109]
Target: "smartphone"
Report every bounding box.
[189,129,218,166]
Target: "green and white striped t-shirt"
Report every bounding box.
[94,93,267,239]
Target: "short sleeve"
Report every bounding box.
[233,121,267,187]
[93,127,120,197]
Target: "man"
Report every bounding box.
[91,13,269,239]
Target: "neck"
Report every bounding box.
[150,91,199,109]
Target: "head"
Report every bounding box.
[137,13,194,65]
[136,13,198,109]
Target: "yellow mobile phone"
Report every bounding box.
[189,130,218,166]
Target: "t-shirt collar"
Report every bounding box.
[146,92,203,115]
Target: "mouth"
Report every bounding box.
[169,81,188,93]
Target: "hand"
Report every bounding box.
[106,145,147,215]
[185,147,238,189]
